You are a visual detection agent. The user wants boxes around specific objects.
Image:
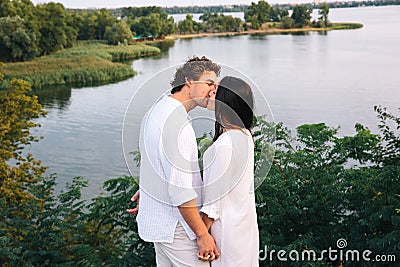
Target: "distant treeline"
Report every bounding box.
[160,0,400,14]
[1,0,369,63]
[326,0,400,8]
[162,5,248,14]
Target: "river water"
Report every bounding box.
[31,6,400,197]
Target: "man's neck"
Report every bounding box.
[170,92,195,112]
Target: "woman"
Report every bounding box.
[199,76,259,266]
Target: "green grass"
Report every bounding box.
[65,41,161,60]
[330,22,364,30]
[1,41,160,89]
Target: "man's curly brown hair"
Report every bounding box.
[170,56,221,94]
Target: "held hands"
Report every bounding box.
[128,191,218,261]
[126,190,140,214]
[196,232,220,261]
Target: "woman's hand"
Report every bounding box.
[126,190,140,214]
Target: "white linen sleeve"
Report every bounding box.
[200,144,236,220]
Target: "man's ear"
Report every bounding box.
[185,77,191,87]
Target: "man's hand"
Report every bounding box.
[126,190,140,214]
[197,232,219,261]
[178,199,219,261]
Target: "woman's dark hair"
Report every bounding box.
[213,76,254,141]
[170,56,221,94]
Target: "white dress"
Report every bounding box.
[200,129,259,267]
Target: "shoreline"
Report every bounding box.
[1,23,362,90]
[165,22,363,40]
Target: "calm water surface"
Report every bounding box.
[32,6,400,197]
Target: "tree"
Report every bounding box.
[178,14,194,34]
[141,13,162,37]
[63,11,81,48]
[318,3,330,27]
[280,16,294,29]
[225,16,243,32]
[244,0,271,29]
[342,108,400,261]
[129,13,174,38]
[95,8,117,40]
[0,0,39,32]
[199,12,218,32]
[270,6,289,22]
[159,13,176,37]
[0,16,38,61]
[198,13,243,33]
[0,0,30,18]
[0,75,46,200]
[104,20,133,45]
[78,11,98,40]
[291,5,312,28]
[193,20,205,33]
[122,6,164,19]
[35,2,68,55]
[0,64,47,264]
[130,17,149,37]
[0,1,80,59]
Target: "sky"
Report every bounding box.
[30,0,325,9]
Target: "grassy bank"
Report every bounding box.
[1,42,160,89]
[330,22,364,30]
[168,22,363,40]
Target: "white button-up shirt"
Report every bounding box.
[136,95,203,242]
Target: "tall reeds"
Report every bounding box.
[1,42,160,89]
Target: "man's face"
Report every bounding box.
[188,71,218,108]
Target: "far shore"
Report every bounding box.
[165,22,363,40]
[1,22,362,90]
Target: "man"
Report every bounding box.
[127,56,221,266]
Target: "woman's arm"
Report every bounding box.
[202,212,214,231]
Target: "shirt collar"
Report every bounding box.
[163,95,191,120]
[164,94,182,108]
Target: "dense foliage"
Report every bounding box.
[291,5,312,28]
[200,13,244,32]
[0,1,80,60]
[256,117,400,266]
[1,65,398,265]
[129,13,175,38]
[0,16,38,61]
[0,1,138,62]
[244,0,289,29]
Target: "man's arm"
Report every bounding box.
[178,199,219,260]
